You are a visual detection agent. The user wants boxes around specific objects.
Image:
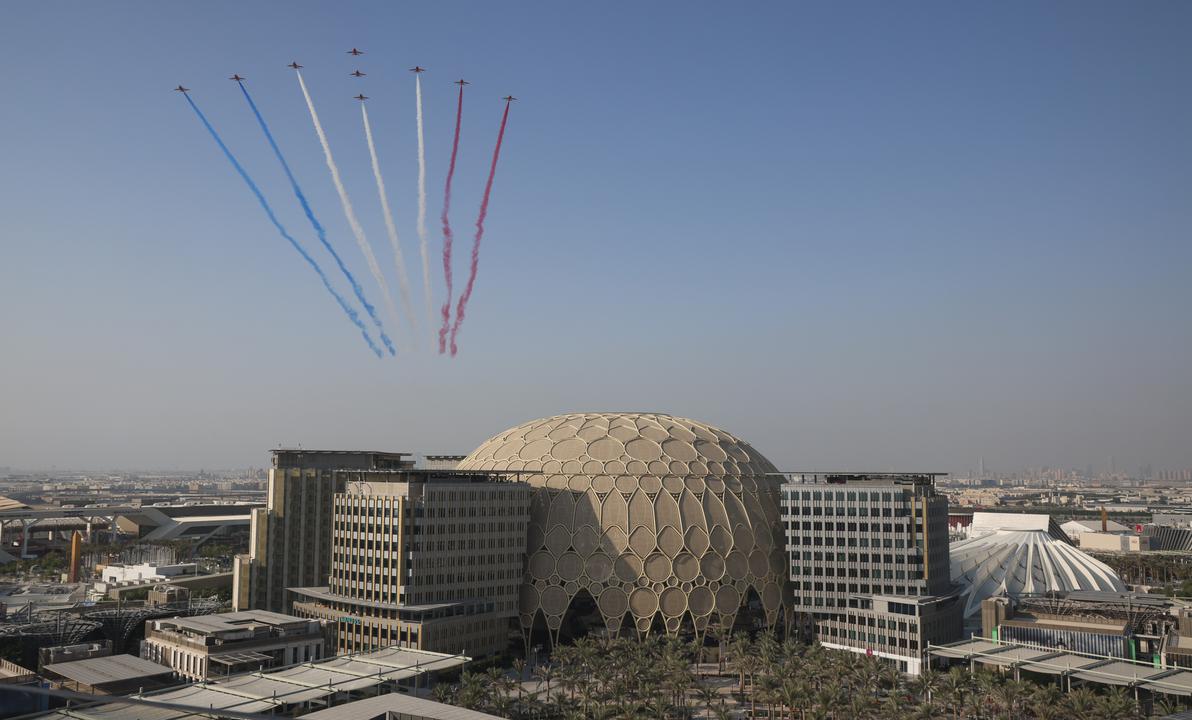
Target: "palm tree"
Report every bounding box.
[777,678,808,720]
[1097,686,1138,720]
[993,679,1029,720]
[728,636,753,693]
[432,682,454,705]
[939,667,970,720]
[907,668,939,706]
[1028,684,1064,720]
[696,680,720,719]
[1156,696,1185,717]
[536,662,555,698]
[1065,687,1099,717]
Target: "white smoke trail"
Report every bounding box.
[295,70,404,345]
[414,75,434,347]
[361,103,418,337]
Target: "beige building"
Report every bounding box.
[234,450,415,613]
[292,469,530,657]
[1079,531,1150,552]
[141,610,329,681]
[458,412,791,643]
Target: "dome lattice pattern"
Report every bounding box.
[460,412,788,639]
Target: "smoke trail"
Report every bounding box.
[449,100,512,356]
[414,75,434,348]
[182,93,382,358]
[361,102,419,340]
[237,82,396,356]
[438,83,465,353]
[295,71,404,344]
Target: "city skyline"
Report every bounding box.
[2,1,1189,473]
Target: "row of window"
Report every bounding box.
[789,535,910,548]
[784,490,910,502]
[820,624,920,652]
[794,583,926,598]
[785,506,909,517]
[792,551,921,565]
[791,566,917,580]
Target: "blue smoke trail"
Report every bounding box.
[237,83,397,356]
[183,93,383,358]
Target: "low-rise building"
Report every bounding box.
[141,610,329,681]
[1079,531,1149,553]
[100,562,197,584]
[41,654,177,695]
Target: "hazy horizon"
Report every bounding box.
[1,2,1189,474]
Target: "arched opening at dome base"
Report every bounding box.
[557,588,603,645]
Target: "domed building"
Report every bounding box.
[950,512,1126,626]
[459,412,789,643]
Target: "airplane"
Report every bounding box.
[503,95,517,102]
[347,48,364,56]
[454,79,469,86]
[350,70,366,77]
[174,85,190,93]
[288,62,303,70]
[354,94,369,101]
[409,66,426,73]
[229,74,245,82]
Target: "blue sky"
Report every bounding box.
[1,1,1189,472]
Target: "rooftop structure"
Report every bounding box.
[21,644,469,720]
[302,693,506,720]
[42,653,177,695]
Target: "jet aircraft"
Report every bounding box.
[229,74,245,82]
[288,62,303,69]
[347,48,364,56]
[351,70,366,77]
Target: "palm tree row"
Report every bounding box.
[432,630,1183,719]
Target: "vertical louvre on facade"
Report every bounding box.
[240,451,414,614]
[292,473,531,658]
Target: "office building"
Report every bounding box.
[291,469,531,657]
[141,610,330,681]
[780,472,963,674]
[234,450,415,613]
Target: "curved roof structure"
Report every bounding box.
[459,412,788,639]
[950,513,1126,621]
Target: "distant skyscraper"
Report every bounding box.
[978,456,985,477]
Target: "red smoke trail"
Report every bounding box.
[449,100,512,356]
[437,84,465,354]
